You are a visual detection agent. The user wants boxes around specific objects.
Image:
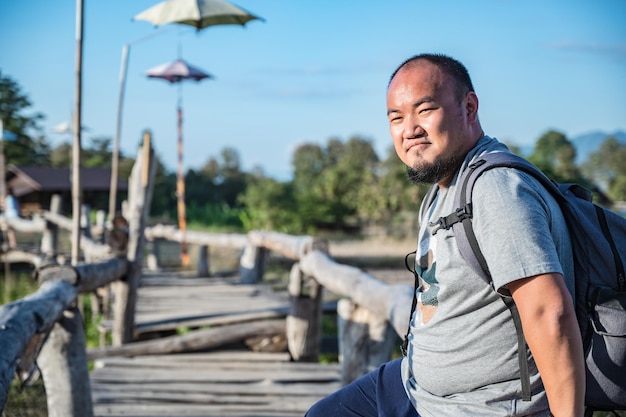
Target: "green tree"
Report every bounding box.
[0,70,50,166]
[357,145,427,237]
[292,143,325,194]
[238,177,301,233]
[150,158,177,220]
[181,147,250,228]
[50,142,72,167]
[289,136,380,232]
[529,130,580,182]
[583,136,626,201]
[83,136,112,168]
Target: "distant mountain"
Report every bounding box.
[516,130,626,164]
[570,130,626,164]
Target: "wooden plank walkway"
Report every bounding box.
[132,273,292,335]
[90,272,342,417]
[91,351,341,417]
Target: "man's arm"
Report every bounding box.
[508,273,585,417]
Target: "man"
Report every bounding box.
[306,54,584,416]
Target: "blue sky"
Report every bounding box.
[1,0,625,180]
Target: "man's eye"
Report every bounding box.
[419,108,433,114]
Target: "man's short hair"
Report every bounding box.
[388,53,475,102]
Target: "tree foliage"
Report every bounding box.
[238,177,302,233]
[291,136,379,231]
[356,146,427,236]
[241,135,426,236]
[0,70,50,166]
[529,130,580,182]
[583,136,626,201]
[178,147,249,227]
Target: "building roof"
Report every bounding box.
[6,165,128,197]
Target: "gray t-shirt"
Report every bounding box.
[401,136,574,417]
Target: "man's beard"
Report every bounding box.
[406,153,464,185]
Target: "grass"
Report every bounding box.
[2,379,47,417]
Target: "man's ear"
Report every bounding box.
[465,92,479,121]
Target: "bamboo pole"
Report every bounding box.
[176,106,189,267]
[108,44,129,223]
[71,0,84,266]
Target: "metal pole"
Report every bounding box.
[108,44,130,223]
[71,0,84,265]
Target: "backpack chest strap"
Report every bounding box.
[429,203,472,235]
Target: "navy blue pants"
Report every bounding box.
[305,358,419,417]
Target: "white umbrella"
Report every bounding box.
[133,0,264,30]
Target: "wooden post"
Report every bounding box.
[37,306,93,417]
[112,131,155,345]
[197,244,210,277]
[80,204,91,240]
[239,244,267,284]
[41,195,61,259]
[286,262,322,362]
[337,299,396,385]
[95,210,106,243]
[145,237,160,272]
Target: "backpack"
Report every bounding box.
[405,151,626,413]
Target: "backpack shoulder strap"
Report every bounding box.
[449,151,563,402]
[449,151,566,283]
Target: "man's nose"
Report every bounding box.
[402,115,425,139]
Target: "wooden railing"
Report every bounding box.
[0,133,156,417]
[143,225,414,383]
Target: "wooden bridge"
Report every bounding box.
[89,273,343,417]
[0,137,415,417]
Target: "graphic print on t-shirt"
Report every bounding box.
[415,230,439,324]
